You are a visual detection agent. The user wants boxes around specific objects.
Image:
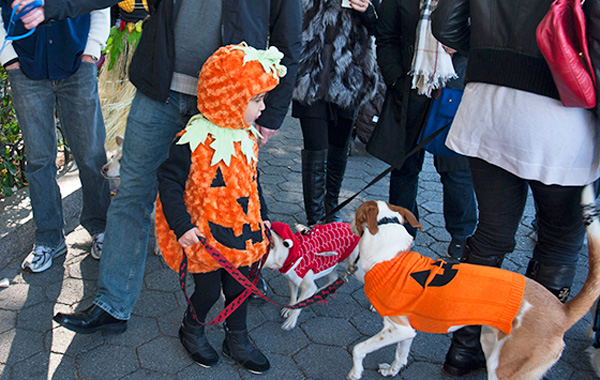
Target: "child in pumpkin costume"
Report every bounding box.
[155,43,286,374]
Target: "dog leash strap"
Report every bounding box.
[319,121,452,224]
[177,236,349,325]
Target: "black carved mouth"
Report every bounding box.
[208,221,263,250]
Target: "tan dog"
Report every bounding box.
[348,189,600,380]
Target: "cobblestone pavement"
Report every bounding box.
[0,112,597,379]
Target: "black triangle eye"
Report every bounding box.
[237,197,249,215]
[210,167,226,187]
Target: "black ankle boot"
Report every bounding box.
[443,325,486,376]
[525,259,575,303]
[179,315,219,367]
[443,241,504,376]
[222,324,270,374]
[325,144,349,223]
[302,149,327,225]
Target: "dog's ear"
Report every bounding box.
[387,203,423,231]
[355,201,380,235]
[116,135,124,147]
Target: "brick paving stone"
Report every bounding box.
[77,345,139,380]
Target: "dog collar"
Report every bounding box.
[377,216,402,226]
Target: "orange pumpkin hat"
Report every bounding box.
[196,43,286,130]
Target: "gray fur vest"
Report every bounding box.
[292,0,378,111]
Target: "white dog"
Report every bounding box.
[264,221,363,330]
[101,135,123,184]
[348,189,600,380]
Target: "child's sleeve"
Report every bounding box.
[157,138,196,240]
[257,173,269,222]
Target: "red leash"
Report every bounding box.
[178,230,352,325]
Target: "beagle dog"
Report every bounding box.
[348,188,600,380]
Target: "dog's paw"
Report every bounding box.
[280,308,291,318]
[347,366,363,380]
[281,316,298,330]
[378,363,401,377]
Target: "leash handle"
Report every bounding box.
[320,120,453,223]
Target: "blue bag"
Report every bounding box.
[417,87,463,157]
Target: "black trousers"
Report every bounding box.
[467,158,585,267]
[190,266,250,330]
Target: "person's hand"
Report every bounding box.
[178,227,203,248]
[5,62,20,70]
[263,220,272,229]
[11,0,45,30]
[81,55,97,63]
[349,0,370,13]
[255,124,277,148]
[442,45,457,56]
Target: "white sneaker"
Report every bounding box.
[91,232,104,260]
[21,241,67,273]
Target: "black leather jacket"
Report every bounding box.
[432,0,600,106]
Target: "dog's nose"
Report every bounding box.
[101,166,108,173]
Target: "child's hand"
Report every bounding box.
[264,220,272,229]
[178,228,203,248]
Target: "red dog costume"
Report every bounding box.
[270,222,360,277]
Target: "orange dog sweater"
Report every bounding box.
[364,251,525,334]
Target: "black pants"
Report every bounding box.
[299,116,354,150]
[190,266,250,330]
[468,158,585,267]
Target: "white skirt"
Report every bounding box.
[446,83,600,186]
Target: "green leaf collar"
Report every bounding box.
[177,114,262,167]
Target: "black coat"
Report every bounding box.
[44,0,302,131]
[367,0,468,171]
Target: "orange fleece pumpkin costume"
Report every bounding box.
[155,43,286,273]
[364,251,525,334]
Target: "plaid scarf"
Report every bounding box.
[409,0,457,97]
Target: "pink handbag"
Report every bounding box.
[536,0,597,108]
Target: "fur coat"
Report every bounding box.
[292,0,378,111]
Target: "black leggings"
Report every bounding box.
[299,117,354,150]
[190,266,249,330]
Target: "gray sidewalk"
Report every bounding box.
[0,112,597,379]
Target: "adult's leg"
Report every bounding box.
[95,91,197,319]
[444,157,527,376]
[300,117,328,225]
[436,156,477,258]
[55,61,111,237]
[325,116,354,222]
[389,151,425,237]
[8,70,64,248]
[526,181,585,301]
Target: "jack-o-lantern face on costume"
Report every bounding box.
[155,43,286,274]
[205,167,263,250]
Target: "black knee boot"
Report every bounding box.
[443,243,504,377]
[179,312,219,367]
[302,149,327,225]
[325,144,349,223]
[525,259,575,303]
[222,323,270,374]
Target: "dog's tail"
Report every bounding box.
[564,184,600,328]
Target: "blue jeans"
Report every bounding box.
[95,90,197,320]
[389,151,477,239]
[8,62,110,248]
